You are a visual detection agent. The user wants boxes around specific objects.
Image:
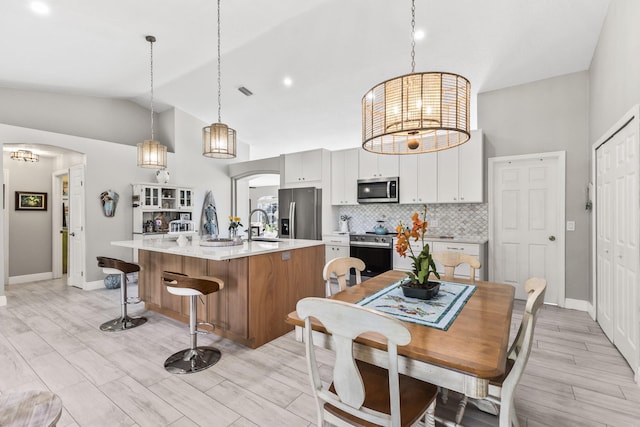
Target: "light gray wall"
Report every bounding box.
[589,0,640,143]
[0,87,175,151]
[478,71,590,301]
[3,155,54,276]
[0,106,248,297]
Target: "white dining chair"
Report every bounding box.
[297,297,438,427]
[450,277,547,427]
[431,251,481,282]
[322,257,366,296]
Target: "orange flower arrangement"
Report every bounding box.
[395,205,440,288]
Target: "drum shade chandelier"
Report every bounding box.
[362,0,470,155]
[137,35,168,169]
[11,150,39,162]
[202,0,236,159]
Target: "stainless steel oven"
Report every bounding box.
[349,233,393,280]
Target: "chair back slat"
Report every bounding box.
[161,271,223,295]
[431,251,481,282]
[322,257,366,296]
[96,256,140,274]
[297,297,411,426]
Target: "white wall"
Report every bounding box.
[0,87,170,150]
[589,0,640,142]
[478,71,590,301]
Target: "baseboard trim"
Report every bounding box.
[83,280,105,291]
[564,298,590,312]
[8,272,54,285]
[0,295,6,307]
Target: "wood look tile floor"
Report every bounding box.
[1,278,638,426]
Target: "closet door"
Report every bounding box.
[596,145,614,340]
[595,109,639,374]
[612,124,639,366]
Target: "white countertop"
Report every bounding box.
[111,238,325,261]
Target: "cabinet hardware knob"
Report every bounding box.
[548,235,556,241]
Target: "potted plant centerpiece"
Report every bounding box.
[395,205,441,300]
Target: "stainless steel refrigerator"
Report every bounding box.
[278,187,322,240]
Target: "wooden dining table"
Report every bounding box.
[286,270,515,399]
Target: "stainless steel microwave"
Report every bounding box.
[357,177,399,203]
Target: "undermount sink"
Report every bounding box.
[250,237,282,243]
[199,237,243,247]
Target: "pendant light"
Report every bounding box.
[137,35,168,169]
[202,0,237,159]
[10,150,39,162]
[362,0,470,155]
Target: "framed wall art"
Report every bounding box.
[15,191,48,211]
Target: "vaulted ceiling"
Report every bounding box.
[1,0,610,159]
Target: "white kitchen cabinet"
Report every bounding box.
[399,153,438,204]
[323,234,350,265]
[331,148,359,205]
[284,150,323,186]
[436,130,484,203]
[432,241,487,281]
[178,188,193,209]
[358,150,399,179]
[139,185,161,209]
[132,183,195,234]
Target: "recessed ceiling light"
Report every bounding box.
[414,29,425,41]
[283,76,293,87]
[30,1,50,15]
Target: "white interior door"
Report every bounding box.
[489,152,565,305]
[3,169,8,285]
[67,164,85,288]
[596,117,639,368]
[595,145,614,340]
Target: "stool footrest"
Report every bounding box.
[196,322,216,335]
[126,297,142,304]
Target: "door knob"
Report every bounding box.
[548,235,556,241]
[70,232,76,237]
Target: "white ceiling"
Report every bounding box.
[1,0,610,159]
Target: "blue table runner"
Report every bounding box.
[356,279,476,331]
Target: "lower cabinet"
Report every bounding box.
[323,234,350,265]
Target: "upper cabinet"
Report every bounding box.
[436,130,484,203]
[284,150,324,186]
[358,150,399,179]
[133,184,194,211]
[399,153,438,204]
[331,148,359,205]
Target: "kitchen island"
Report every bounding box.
[112,238,325,348]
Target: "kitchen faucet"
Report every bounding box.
[248,209,269,241]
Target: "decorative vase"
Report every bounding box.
[401,281,440,300]
[339,220,349,233]
[156,169,170,184]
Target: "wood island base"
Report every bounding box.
[137,245,325,349]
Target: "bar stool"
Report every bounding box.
[161,271,224,374]
[97,256,147,332]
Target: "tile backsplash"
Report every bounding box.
[337,203,488,240]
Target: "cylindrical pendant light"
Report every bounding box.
[362,0,470,155]
[137,35,168,169]
[203,0,237,159]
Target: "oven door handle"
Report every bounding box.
[350,242,393,248]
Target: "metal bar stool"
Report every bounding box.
[161,271,223,374]
[97,256,147,332]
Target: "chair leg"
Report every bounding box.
[455,395,468,425]
[424,399,436,427]
[100,273,147,332]
[164,294,221,374]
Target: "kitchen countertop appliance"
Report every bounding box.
[349,233,394,280]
